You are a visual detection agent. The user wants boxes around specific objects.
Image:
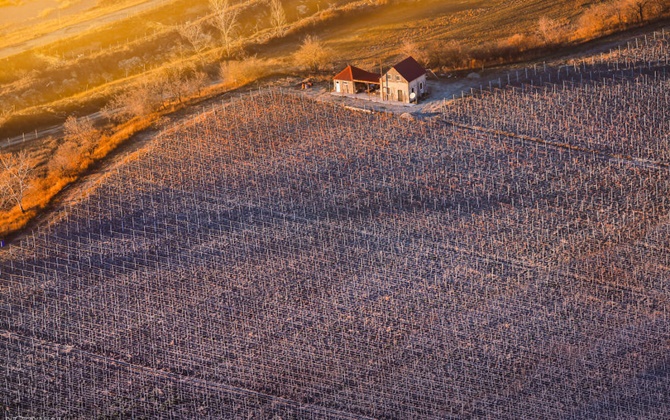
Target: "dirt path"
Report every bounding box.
[0,0,168,59]
[300,72,522,118]
[1,111,106,152]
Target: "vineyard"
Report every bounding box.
[445,30,670,164]
[2,32,670,417]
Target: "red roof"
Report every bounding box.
[333,65,381,84]
[392,56,426,82]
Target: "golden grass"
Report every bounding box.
[0,0,154,50]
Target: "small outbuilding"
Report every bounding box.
[333,65,381,94]
[380,56,427,103]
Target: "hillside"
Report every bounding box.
[2,27,670,415]
[2,0,667,140]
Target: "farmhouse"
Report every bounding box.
[333,65,381,94]
[381,56,427,103]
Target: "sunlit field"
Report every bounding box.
[2,0,668,142]
[1,2,670,416]
[3,42,670,413]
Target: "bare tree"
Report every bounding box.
[177,21,213,57]
[210,0,240,57]
[163,65,193,104]
[626,0,655,22]
[269,0,287,37]
[186,71,209,96]
[43,117,101,177]
[64,116,98,151]
[118,56,142,78]
[537,17,563,44]
[104,81,159,122]
[50,141,81,177]
[0,150,33,213]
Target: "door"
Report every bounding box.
[397,89,404,102]
[335,81,340,93]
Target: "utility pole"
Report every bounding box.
[379,61,385,101]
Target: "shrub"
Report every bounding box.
[219,57,275,87]
[293,35,332,72]
[104,81,159,122]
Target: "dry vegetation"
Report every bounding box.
[410,0,670,71]
[2,0,668,139]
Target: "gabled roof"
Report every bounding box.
[333,65,381,84]
[391,56,426,82]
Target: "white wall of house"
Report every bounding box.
[380,68,407,102]
[334,79,354,94]
[410,74,427,101]
[380,69,427,103]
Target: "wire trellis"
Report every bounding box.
[1,86,670,418]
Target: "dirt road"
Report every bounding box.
[0,0,168,60]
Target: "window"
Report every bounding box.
[420,82,424,90]
[395,75,400,81]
